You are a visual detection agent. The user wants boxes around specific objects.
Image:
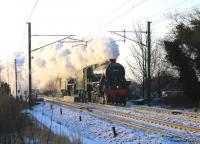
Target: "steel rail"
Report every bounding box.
[43,97,200,143]
[130,105,200,122]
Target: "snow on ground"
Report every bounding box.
[93,109,200,141]
[92,103,200,130]
[26,102,194,144]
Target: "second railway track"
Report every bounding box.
[129,105,200,122]
[43,97,200,143]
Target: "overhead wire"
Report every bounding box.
[153,3,200,25]
[95,0,134,25]
[84,0,148,40]
[148,0,190,19]
[19,0,40,52]
[19,0,200,53]
[150,3,200,45]
[110,0,147,23]
[85,0,198,41]
[27,0,39,22]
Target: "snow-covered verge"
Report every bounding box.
[25,102,193,144]
[83,102,200,133]
[99,104,200,129]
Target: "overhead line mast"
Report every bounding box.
[147,21,151,104]
[110,21,151,104]
[15,59,17,98]
[27,22,86,108]
[28,22,32,108]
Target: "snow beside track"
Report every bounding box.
[26,102,195,144]
[91,103,200,130]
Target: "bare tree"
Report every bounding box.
[126,22,147,98]
[126,23,169,99]
[150,42,171,98]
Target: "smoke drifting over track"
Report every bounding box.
[0,37,119,94]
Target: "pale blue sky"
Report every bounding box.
[0,0,199,60]
[0,0,199,92]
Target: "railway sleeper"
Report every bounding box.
[70,103,200,134]
[123,114,199,132]
[47,98,200,140]
[104,109,193,132]
[94,105,199,133]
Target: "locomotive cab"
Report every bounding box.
[104,59,128,105]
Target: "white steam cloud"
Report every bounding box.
[0,37,119,94]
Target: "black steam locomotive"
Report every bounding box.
[65,59,129,105]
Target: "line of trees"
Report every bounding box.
[164,9,200,108]
[0,82,81,143]
[127,9,200,108]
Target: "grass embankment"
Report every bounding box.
[0,92,28,134]
[23,115,81,144]
[0,92,81,144]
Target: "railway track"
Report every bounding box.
[87,102,200,130]
[85,102,200,133]
[43,97,200,143]
[44,98,185,138]
[129,105,200,123]
[99,99,200,121]
[93,107,200,133]
[87,101,200,125]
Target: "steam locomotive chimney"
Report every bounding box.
[110,59,116,63]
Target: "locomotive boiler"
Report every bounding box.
[66,59,129,105]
